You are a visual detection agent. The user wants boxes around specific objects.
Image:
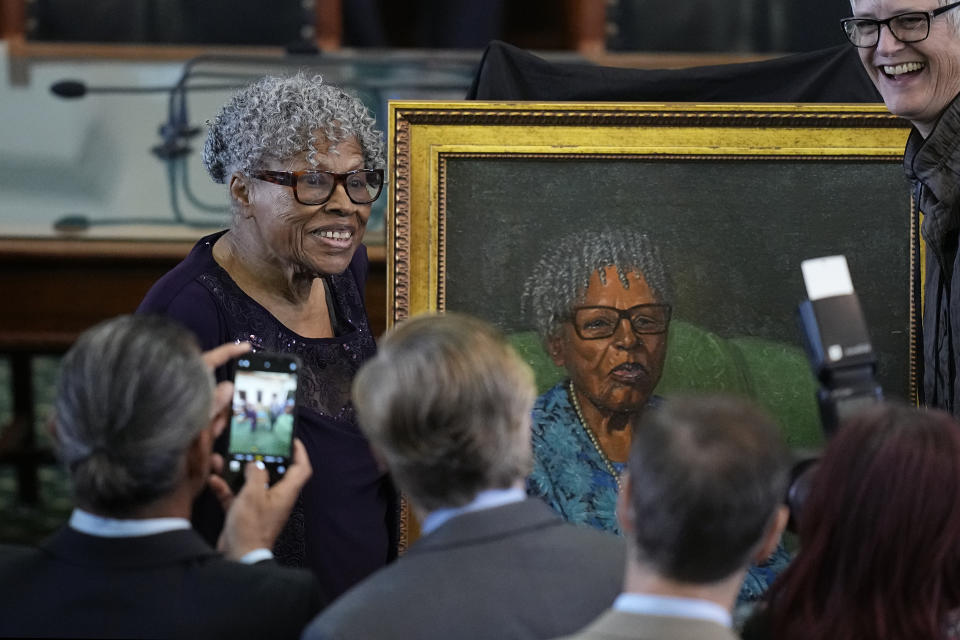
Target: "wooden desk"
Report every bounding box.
[0,237,387,343]
[0,237,387,502]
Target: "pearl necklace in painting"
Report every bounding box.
[567,380,622,493]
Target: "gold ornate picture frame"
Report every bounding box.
[388,101,913,548]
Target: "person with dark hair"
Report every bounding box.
[558,395,790,640]
[0,315,322,639]
[303,312,624,640]
[137,72,395,598]
[842,0,960,415]
[742,402,960,640]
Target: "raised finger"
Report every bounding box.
[202,341,251,370]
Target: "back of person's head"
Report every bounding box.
[352,312,536,512]
[625,395,790,583]
[55,315,214,516]
[769,403,960,640]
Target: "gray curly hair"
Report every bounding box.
[202,72,385,184]
[522,229,672,341]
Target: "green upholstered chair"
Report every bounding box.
[508,320,824,450]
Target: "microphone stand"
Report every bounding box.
[52,53,329,232]
[50,70,249,232]
[51,50,476,234]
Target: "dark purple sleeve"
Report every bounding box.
[137,274,227,354]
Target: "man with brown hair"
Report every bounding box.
[557,396,790,640]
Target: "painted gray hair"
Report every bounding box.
[202,72,385,184]
[522,228,672,341]
[54,315,214,516]
[352,313,536,512]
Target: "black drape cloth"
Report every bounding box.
[466,40,882,103]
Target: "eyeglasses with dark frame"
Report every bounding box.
[840,0,960,47]
[250,168,384,206]
[570,304,672,340]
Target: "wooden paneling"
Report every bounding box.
[0,237,386,504]
[0,238,387,350]
[0,0,25,40]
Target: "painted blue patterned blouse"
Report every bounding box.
[526,381,791,605]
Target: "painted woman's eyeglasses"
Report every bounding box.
[250,168,384,206]
[841,0,960,47]
[570,304,671,340]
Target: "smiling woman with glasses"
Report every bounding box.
[842,0,960,419]
[137,73,396,602]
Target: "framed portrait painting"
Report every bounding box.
[388,100,914,544]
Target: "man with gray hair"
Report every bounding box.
[556,396,790,640]
[0,315,322,639]
[302,312,624,640]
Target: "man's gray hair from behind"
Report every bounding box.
[352,312,536,512]
[54,314,214,516]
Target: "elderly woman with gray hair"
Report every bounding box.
[523,228,788,608]
[138,73,394,599]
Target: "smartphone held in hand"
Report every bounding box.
[226,351,299,489]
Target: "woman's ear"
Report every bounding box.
[547,332,566,368]
[184,426,214,494]
[229,173,253,212]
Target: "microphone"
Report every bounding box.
[50,81,88,98]
[52,215,91,232]
[53,213,219,232]
[50,79,243,99]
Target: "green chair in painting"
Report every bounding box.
[508,320,824,450]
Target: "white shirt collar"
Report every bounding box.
[613,592,732,628]
[69,508,191,538]
[420,487,526,535]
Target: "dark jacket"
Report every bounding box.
[0,527,324,639]
[906,92,960,415]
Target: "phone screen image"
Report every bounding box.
[227,353,298,482]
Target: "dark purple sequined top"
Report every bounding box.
[138,230,396,600]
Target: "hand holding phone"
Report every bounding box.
[212,437,313,560]
[225,351,300,491]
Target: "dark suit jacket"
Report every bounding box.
[555,609,740,640]
[0,526,324,639]
[302,498,625,640]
